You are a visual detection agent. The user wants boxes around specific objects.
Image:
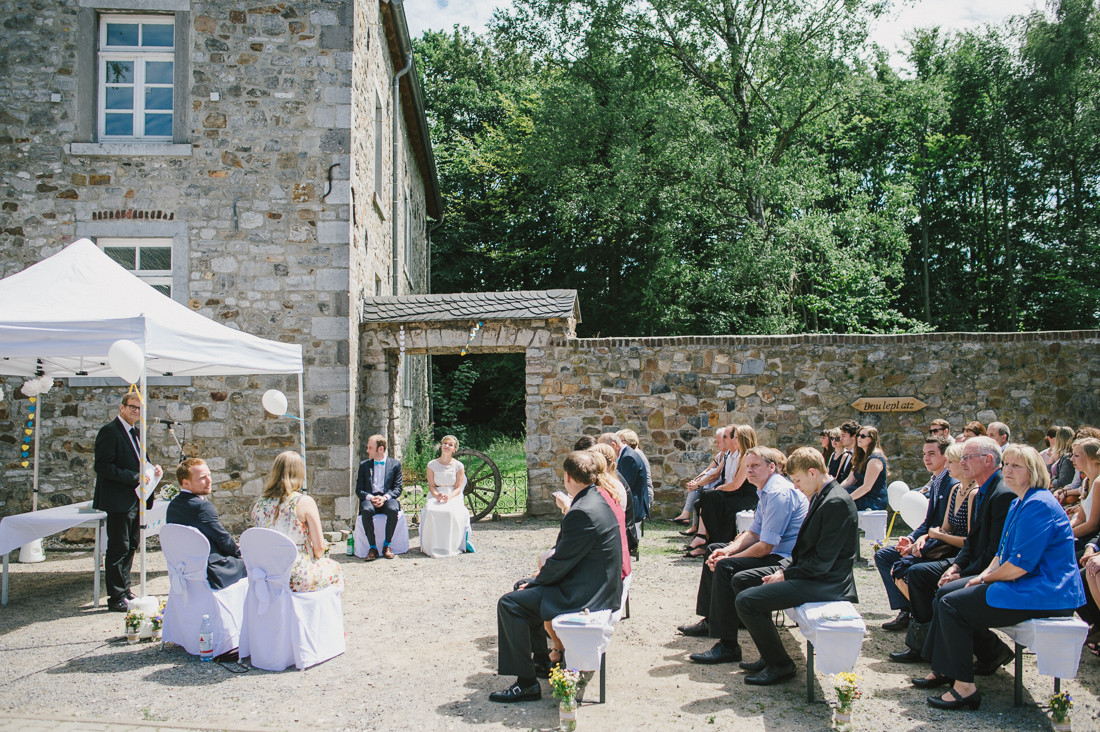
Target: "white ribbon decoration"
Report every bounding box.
[250,566,291,615]
[169,561,208,606]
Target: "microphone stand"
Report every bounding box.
[164,423,186,465]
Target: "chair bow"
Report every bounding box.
[250,566,291,615]
[169,561,208,605]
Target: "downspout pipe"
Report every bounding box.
[391,5,413,296]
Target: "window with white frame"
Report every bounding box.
[98,237,173,296]
[98,15,175,140]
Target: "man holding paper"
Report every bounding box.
[93,392,162,612]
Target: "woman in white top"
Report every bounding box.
[1070,438,1100,555]
[419,435,471,558]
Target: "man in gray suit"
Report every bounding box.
[490,451,623,703]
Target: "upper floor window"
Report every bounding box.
[98,15,174,140]
[98,237,173,296]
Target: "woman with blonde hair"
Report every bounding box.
[688,425,760,557]
[1049,425,1078,491]
[251,451,344,592]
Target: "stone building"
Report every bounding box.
[0,0,442,529]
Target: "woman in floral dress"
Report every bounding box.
[251,451,344,592]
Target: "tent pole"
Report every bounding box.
[298,372,307,491]
[138,367,148,598]
[31,392,41,512]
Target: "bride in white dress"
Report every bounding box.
[420,435,471,557]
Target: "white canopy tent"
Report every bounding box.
[0,239,305,597]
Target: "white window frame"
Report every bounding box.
[98,14,175,141]
[97,236,174,296]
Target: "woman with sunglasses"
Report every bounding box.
[837,425,888,510]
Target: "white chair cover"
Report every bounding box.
[552,610,615,672]
[785,601,866,675]
[735,510,755,535]
[1000,617,1089,679]
[352,512,410,557]
[857,510,888,544]
[159,524,247,658]
[418,499,471,558]
[239,527,345,671]
[611,573,632,624]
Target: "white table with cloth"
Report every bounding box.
[0,499,168,607]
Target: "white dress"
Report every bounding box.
[419,458,471,558]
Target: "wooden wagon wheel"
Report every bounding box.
[457,448,502,521]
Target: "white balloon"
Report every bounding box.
[887,481,910,512]
[20,379,39,397]
[262,389,288,416]
[35,375,53,395]
[898,491,929,531]
[108,339,145,383]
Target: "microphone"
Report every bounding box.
[151,417,178,427]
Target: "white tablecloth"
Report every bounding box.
[857,510,888,544]
[1000,617,1089,679]
[0,499,169,555]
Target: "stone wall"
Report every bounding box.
[0,0,432,532]
[524,331,1100,516]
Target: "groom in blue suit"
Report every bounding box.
[355,434,403,560]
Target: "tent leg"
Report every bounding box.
[297,372,307,491]
[139,369,147,598]
[32,392,42,512]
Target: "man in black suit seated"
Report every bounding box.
[165,458,247,589]
[490,450,623,703]
[355,433,403,560]
[730,447,859,685]
[93,392,163,611]
[900,436,1019,681]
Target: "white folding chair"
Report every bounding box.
[159,524,248,658]
[352,512,410,556]
[238,527,345,671]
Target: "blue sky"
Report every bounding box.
[406,0,1042,63]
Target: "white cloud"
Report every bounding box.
[869,0,1042,60]
[405,0,514,38]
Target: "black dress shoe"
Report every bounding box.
[910,673,953,689]
[974,644,1015,676]
[124,590,136,601]
[744,663,797,685]
[678,619,709,637]
[679,529,698,536]
[489,681,542,703]
[927,687,981,710]
[739,658,766,673]
[889,647,924,663]
[690,641,742,664]
[882,609,911,631]
[108,598,129,613]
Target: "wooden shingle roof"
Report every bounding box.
[361,290,580,323]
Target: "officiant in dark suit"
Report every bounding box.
[731,447,858,685]
[490,450,623,703]
[355,433,403,560]
[93,392,163,611]
[165,457,247,589]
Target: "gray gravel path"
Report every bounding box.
[0,520,1096,731]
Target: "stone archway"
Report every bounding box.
[355,290,579,514]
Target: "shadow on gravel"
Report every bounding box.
[436,670,559,730]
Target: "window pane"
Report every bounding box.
[104,247,137,268]
[139,247,171,270]
[104,113,133,136]
[145,61,173,85]
[144,113,173,137]
[105,86,133,110]
[141,23,174,47]
[106,23,139,47]
[153,284,171,297]
[105,60,133,84]
[145,87,172,110]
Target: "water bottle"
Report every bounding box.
[198,614,214,662]
[346,534,354,556]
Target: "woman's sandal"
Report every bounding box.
[1087,641,1100,657]
[685,547,705,558]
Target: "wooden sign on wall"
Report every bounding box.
[851,397,928,413]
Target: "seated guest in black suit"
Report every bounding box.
[729,447,858,685]
[915,444,1084,710]
[490,450,623,703]
[890,436,1015,664]
[874,435,957,631]
[165,458,247,589]
[355,433,403,560]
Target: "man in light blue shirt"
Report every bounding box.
[679,447,809,664]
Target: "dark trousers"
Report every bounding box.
[874,545,909,611]
[704,554,785,640]
[1078,567,1100,626]
[734,568,847,668]
[928,582,1073,683]
[497,586,548,677]
[360,497,401,547]
[905,558,954,624]
[104,506,139,603]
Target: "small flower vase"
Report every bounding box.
[559,697,578,731]
[126,632,140,644]
[833,706,852,731]
[1051,719,1071,732]
[152,628,162,641]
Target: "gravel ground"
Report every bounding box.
[0,519,1097,731]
